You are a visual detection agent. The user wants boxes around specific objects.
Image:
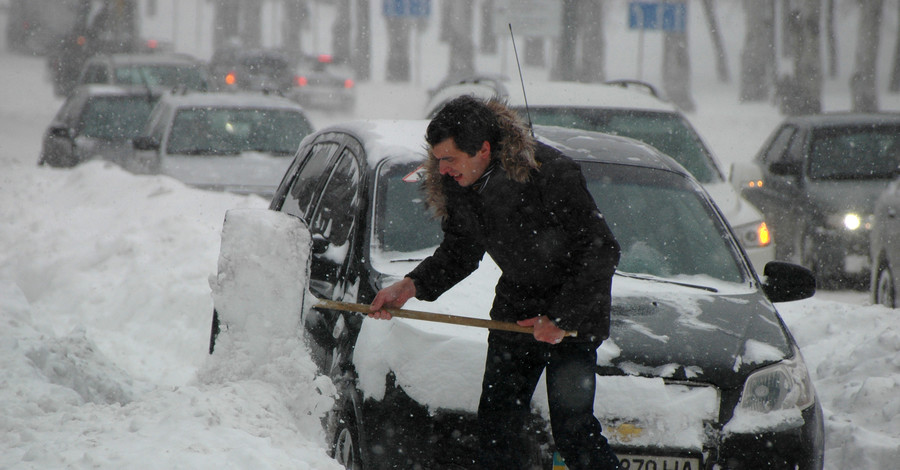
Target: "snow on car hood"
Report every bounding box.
[161,152,293,197]
[354,257,789,450]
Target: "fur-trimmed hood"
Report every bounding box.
[422,99,537,218]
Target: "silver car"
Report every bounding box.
[133,91,314,198]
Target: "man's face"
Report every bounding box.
[432,138,491,187]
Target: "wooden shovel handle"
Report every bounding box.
[314,299,578,338]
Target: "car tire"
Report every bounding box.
[332,406,363,470]
[874,264,896,308]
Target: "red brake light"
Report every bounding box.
[344,79,354,89]
[225,71,236,85]
[295,76,308,87]
[318,54,333,64]
[146,39,158,50]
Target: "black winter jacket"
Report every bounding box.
[407,116,620,343]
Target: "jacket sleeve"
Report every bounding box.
[539,155,621,335]
[405,206,486,301]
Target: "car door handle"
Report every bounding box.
[888,208,897,218]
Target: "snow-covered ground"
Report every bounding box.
[2,1,900,469]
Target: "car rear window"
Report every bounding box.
[78,95,158,140]
[166,107,313,156]
[807,126,900,180]
[114,65,207,91]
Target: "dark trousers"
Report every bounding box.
[477,335,620,470]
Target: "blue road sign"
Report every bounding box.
[628,2,687,32]
[383,0,431,18]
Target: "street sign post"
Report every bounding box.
[382,0,431,18]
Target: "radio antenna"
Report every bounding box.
[508,23,534,137]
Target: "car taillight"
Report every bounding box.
[344,79,354,89]
[225,71,236,85]
[295,76,308,87]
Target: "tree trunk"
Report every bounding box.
[332,0,352,63]
[553,0,579,81]
[481,0,497,54]
[445,0,475,80]
[739,0,775,101]
[354,0,371,81]
[889,1,900,92]
[282,0,306,57]
[701,0,730,83]
[385,16,411,82]
[577,0,604,83]
[778,0,822,115]
[850,0,883,112]
[525,38,545,67]
[241,0,262,48]
[213,0,240,47]
[825,0,838,78]
[663,27,695,112]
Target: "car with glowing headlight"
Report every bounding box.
[734,112,900,288]
[424,77,775,271]
[209,121,823,470]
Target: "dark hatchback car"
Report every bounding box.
[734,113,900,288]
[870,171,900,307]
[75,52,209,94]
[210,121,823,470]
[286,54,356,112]
[208,47,295,94]
[38,84,160,171]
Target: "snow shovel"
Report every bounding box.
[314,299,578,338]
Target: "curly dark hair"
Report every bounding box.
[425,95,502,158]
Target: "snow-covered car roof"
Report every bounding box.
[425,78,678,118]
[158,91,307,110]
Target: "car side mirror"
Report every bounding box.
[132,136,160,151]
[761,261,816,302]
[49,126,72,139]
[769,160,802,177]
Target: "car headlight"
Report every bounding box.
[825,212,873,231]
[732,220,771,248]
[738,346,815,413]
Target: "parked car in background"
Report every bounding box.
[38,84,160,171]
[210,121,822,470]
[5,0,80,55]
[424,77,775,270]
[75,52,208,93]
[870,167,900,307]
[207,46,294,95]
[286,53,356,112]
[132,91,314,198]
[734,113,900,289]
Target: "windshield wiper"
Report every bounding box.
[615,272,718,292]
[176,148,239,156]
[390,257,425,263]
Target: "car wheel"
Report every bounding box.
[332,407,363,470]
[875,265,897,308]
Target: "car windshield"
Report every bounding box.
[522,107,720,183]
[78,95,158,140]
[114,65,207,90]
[166,107,312,156]
[241,56,290,77]
[374,159,746,283]
[807,125,900,180]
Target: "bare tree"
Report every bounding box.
[577,0,605,83]
[355,0,372,81]
[481,0,497,54]
[777,0,822,115]
[445,0,475,79]
[332,0,352,62]
[385,14,412,82]
[662,2,694,112]
[825,0,838,78]
[739,0,775,101]
[851,0,884,111]
[282,0,307,57]
[241,0,262,48]
[890,1,900,92]
[212,0,240,46]
[553,0,579,81]
[700,0,729,83]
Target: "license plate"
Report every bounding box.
[617,453,701,470]
[552,452,700,470]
